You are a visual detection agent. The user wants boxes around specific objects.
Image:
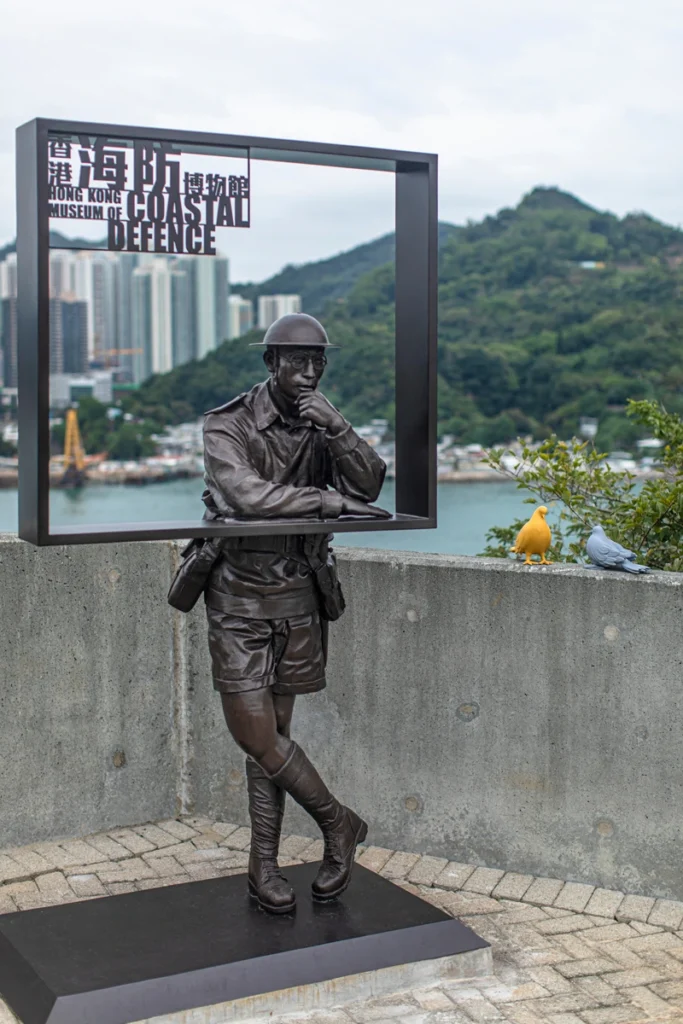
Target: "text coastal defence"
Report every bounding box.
[48,186,248,255]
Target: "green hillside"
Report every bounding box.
[127,187,683,450]
[232,222,459,314]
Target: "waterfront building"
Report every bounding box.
[228,295,254,339]
[257,294,301,330]
[50,371,114,409]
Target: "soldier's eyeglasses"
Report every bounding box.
[284,353,327,370]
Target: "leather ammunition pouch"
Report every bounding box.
[167,537,226,613]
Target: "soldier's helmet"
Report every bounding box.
[249,312,338,348]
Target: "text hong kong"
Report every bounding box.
[46,136,250,255]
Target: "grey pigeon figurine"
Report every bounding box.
[584,525,651,573]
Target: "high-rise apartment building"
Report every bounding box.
[61,299,89,374]
[0,246,232,390]
[257,294,302,330]
[228,295,254,339]
[132,262,173,383]
[0,298,17,389]
[189,257,230,358]
[170,266,194,368]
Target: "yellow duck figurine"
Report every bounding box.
[511,505,552,565]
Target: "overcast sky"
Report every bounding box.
[2,0,683,280]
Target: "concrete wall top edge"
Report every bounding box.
[334,546,683,588]
[2,535,681,589]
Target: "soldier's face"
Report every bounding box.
[266,347,327,402]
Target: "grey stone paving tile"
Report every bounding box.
[584,890,625,920]
[626,984,679,1018]
[578,924,636,944]
[555,958,620,979]
[508,948,570,968]
[279,835,316,858]
[496,905,549,925]
[179,816,215,830]
[3,848,51,875]
[434,862,477,892]
[463,868,506,897]
[624,931,683,954]
[579,1006,647,1024]
[546,1014,585,1024]
[408,856,449,886]
[106,881,136,894]
[524,878,565,907]
[553,884,595,914]
[1,880,39,898]
[156,819,199,841]
[134,824,180,849]
[411,988,455,1011]
[615,895,656,924]
[651,979,683,999]
[189,835,219,850]
[68,873,107,897]
[300,839,325,863]
[173,845,237,865]
[572,975,622,1007]
[96,858,157,883]
[526,967,573,993]
[649,900,683,931]
[500,1004,548,1024]
[436,892,504,917]
[85,834,132,861]
[0,855,29,884]
[446,995,505,1021]
[221,826,251,850]
[522,991,602,1014]
[356,847,394,873]
[602,965,666,988]
[492,874,534,902]
[0,891,18,915]
[380,852,421,880]
[596,943,644,969]
[628,921,663,935]
[141,856,187,878]
[482,982,550,1003]
[107,829,155,855]
[210,821,240,838]
[537,916,594,936]
[553,935,598,961]
[35,872,72,902]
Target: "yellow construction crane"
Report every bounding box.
[60,408,86,488]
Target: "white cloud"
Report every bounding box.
[2,0,683,276]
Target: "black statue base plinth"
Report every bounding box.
[0,863,489,1024]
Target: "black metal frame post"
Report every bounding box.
[16,118,438,545]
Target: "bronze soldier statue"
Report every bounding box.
[200,312,389,914]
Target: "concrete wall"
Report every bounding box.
[1,536,682,900]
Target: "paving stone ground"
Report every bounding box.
[1,819,683,1024]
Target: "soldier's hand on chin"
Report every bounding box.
[297,390,346,433]
[341,496,392,519]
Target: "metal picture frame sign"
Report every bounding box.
[16,118,438,546]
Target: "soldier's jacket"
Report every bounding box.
[202,379,386,619]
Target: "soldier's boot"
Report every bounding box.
[246,758,296,914]
[270,742,367,902]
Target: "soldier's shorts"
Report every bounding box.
[206,607,326,696]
